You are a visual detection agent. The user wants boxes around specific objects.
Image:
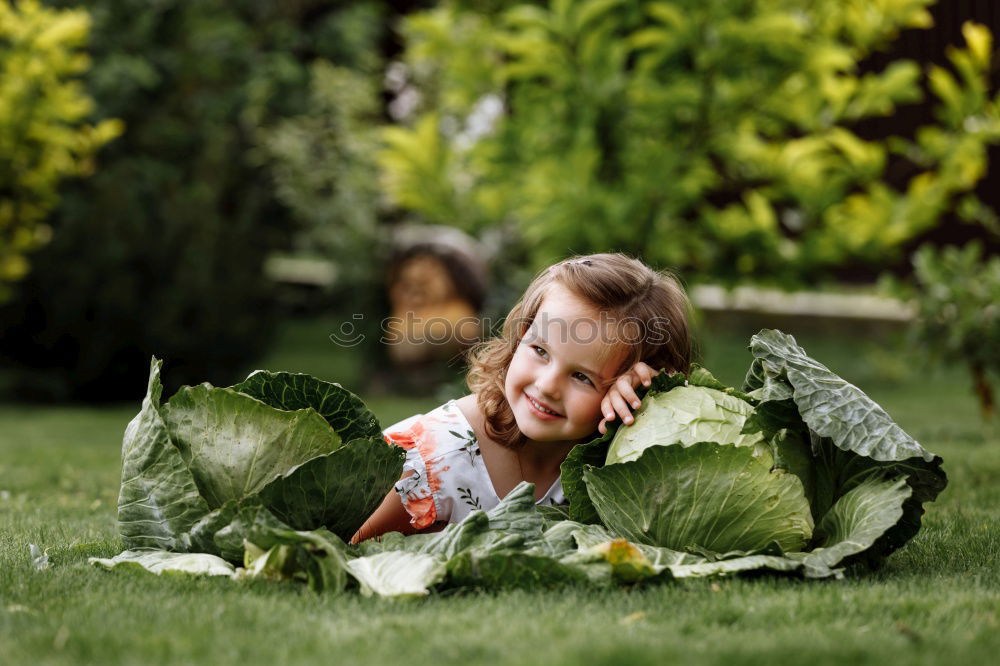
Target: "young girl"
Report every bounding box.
[351,253,692,542]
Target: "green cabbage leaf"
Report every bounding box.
[586,442,814,553]
[115,358,404,558]
[605,386,764,464]
[88,550,236,578]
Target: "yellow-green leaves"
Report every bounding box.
[963,21,992,69]
[404,7,502,113]
[0,0,122,298]
[379,113,463,227]
[830,0,935,49]
[378,2,1000,285]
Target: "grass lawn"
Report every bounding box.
[1,319,997,665]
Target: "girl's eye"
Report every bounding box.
[530,345,593,387]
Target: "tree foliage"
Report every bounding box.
[0,0,121,299]
[260,60,384,292]
[0,1,386,400]
[377,0,1000,285]
[257,57,394,371]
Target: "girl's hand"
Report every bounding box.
[597,362,660,435]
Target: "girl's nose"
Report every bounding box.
[536,366,561,398]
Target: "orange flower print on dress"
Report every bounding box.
[385,421,443,528]
[383,400,566,528]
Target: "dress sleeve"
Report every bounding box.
[383,420,441,529]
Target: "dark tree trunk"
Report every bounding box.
[970,362,995,422]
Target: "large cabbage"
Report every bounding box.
[115,358,405,556]
[562,329,947,576]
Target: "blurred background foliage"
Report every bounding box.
[377,0,998,285]
[0,0,997,408]
[0,0,406,399]
[885,242,1000,421]
[0,0,122,300]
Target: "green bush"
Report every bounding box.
[256,57,392,380]
[902,243,1000,421]
[377,0,1000,285]
[260,59,386,300]
[0,0,121,300]
[0,1,387,400]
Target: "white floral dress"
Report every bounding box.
[383,399,566,528]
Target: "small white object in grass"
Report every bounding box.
[29,544,49,571]
[0,490,10,501]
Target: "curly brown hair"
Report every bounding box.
[465,253,693,450]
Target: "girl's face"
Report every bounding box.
[504,283,627,444]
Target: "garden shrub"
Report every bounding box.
[902,242,1000,420]
[376,0,1000,286]
[0,0,121,301]
[0,1,388,400]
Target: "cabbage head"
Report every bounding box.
[561,330,947,577]
[115,358,404,559]
[605,385,764,464]
[599,383,812,554]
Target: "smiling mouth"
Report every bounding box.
[526,393,562,417]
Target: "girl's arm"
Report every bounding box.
[350,485,417,544]
[350,473,447,544]
[597,361,660,434]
